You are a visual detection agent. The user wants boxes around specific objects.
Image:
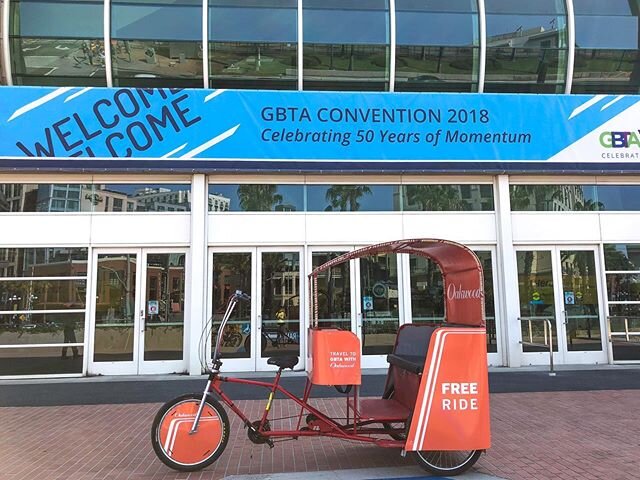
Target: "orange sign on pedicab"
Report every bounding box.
[152,239,490,476]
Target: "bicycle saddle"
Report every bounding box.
[267,356,299,370]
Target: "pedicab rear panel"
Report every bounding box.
[405,327,491,451]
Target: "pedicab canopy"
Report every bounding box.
[309,239,485,328]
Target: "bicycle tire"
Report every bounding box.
[412,449,481,476]
[151,393,230,472]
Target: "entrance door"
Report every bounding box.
[515,246,607,364]
[89,249,187,375]
[209,248,303,372]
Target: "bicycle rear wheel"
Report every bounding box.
[412,449,481,476]
[151,393,230,472]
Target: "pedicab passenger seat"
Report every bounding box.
[386,324,437,375]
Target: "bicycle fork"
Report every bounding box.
[189,379,212,434]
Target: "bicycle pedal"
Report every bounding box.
[267,439,275,449]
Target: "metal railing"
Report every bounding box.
[518,316,556,376]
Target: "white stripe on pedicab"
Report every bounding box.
[416,330,449,450]
[410,329,445,450]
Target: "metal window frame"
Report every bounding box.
[2,0,12,85]
[565,0,575,93]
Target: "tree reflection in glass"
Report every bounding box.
[324,185,372,211]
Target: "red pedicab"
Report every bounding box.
[151,239,491,476]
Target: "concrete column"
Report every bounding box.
[187,174,208,375]
[494,175,521,367]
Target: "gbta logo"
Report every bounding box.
[599,131,640,148]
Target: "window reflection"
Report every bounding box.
[0,248,88,278]
[311,252,351,331]
[572,0,640,94]
[395,0,479,92]
[510,185,640,211]
[509,185,598,211]
[303,0,390,91]
[307,185,395,211]
[9,0,106,85]
[0,184,191,212]
[516,250,558,352]
[360,253,398,354]
[208,184,304,211]
[209,0,297,90]
[484,0,568,93]
[111,0,203,87]
[403,184,493,211]
[212,253,252,359]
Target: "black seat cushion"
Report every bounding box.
[386,354,425,374]
[267,355,299,370]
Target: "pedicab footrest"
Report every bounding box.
[348,398,410,421]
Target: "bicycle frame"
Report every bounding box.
[205,371,404,447]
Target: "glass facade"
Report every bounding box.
[395,0,479,92]
[0,184,191,212]
[208,183,494,212]
[572,0,640,94]
[3,0,639,93]
[605,244,640,361]
[302,0,390,91]
[208,0,297,90]
[0,247,87,375]
[510,185,640,211]
[9,0,107,86]
[484,0,568,93]
[111,0,203,88]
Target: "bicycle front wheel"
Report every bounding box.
[412,450,481,476]
[151,393,230,472]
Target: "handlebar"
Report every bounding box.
[233,290,251,302]
[211,291,251,369]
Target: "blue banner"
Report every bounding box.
[0,87,639,171]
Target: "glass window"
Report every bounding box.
[395,0,479,92]
[307,184,396,211]
[9,0,106,86]
[509,185,598,211]
[311,252,351,331]
[596,186,640,211]
[261,252,300,358]
[0,184,191,212]
[0,248,88,277]
[208,184,304,212]
[0,346,84,375]
[360,253,398,354]
[403,184,494,211]
[604,243,640,361]
[303,0,390,91]
[0,246,87,373]
[510,185,640,211]
[111,0,203,88]
[209,0,297,90]
[572,0,640,94]
[212,252,252,359]
[516,250,558,352]
[484,0,568,93]
[604,244,640,271]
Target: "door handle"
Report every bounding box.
[140,309,145,333]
